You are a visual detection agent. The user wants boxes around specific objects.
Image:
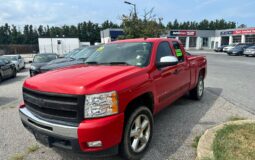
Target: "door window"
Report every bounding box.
[179,37,186,47]
[172,41,184,62]
[156,41,173,63]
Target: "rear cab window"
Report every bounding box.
[172,41,185,62]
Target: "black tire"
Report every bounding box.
[0,74,2,83]
[120,106,153,160]
[190,74,204,100]
[16,66,20,72]
[12,68,17,78]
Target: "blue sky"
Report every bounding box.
[0,0,254,27]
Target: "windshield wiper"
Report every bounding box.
[101,62,131,65]
[85,61,99,64]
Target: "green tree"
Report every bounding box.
[121,8,164,38]
[101,20,119,29]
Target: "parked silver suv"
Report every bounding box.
[243,45,255,56]
[3,55,25,71]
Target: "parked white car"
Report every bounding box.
[3,55,25,71]
[243,45,255,56]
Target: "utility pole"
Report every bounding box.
[124,1,137,17]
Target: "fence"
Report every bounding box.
[0,45,39,55]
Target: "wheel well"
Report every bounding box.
[200,68,206,79]
[124,92,154,121]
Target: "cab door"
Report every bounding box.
[152,41,180,112]
[171,41,191,96]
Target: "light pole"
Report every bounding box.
[124,1,137,17]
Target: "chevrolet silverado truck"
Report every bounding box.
[19,38,207,160]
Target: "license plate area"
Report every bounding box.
[34,132,50,146]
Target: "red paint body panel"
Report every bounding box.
[22,38,207,152]
[78,113,124,152]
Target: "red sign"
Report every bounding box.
[170,31,196,36]
[233,28,255,35]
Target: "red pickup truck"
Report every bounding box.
[19,38,206,160]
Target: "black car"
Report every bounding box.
[30,53,58,76]
[40,45,100,73]
[227,44,254,56]
[62,48,84,58]
[214,45,227,52]
[0,57,17,82]
[44,48,83,67]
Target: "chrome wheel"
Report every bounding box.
[198,78,204,97]
[130,114,151,153]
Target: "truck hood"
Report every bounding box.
[24,64,145,95]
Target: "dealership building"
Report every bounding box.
[101,28,255,50]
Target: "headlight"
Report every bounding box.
[30,65,36,70]
[84,91,118,118]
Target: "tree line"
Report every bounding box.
[166,19,236,30]
[0,19,238,45]
[0,20,119,45]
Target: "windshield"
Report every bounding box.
[3,56,18,61]
[0,57,10,64]
[72,47,98,60]
[33,54,57,63]
[234,45,244,49]
[65,48,83,58]
[86,42,153,67]
[248,46,255,49]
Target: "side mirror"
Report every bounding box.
[156,56,178,68]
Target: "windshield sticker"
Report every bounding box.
[96,46,104,52]
[175,49,183,57]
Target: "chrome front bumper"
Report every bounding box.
[19,107,78,138]
[243,52,255,55]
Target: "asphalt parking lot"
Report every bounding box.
[1,52,255,160]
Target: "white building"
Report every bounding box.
[101,28,255,50]
[38,38,81,56]
[163,28,255,50]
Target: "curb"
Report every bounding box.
[196,120,255,160]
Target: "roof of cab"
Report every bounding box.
[111,37,177,43]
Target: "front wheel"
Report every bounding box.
[12,68,17,78]
[120,106,153,160]
[190,74,204,100]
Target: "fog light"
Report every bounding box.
[87,141,102,147]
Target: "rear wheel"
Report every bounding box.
[120,106,153,160]
[190,74,204,100]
